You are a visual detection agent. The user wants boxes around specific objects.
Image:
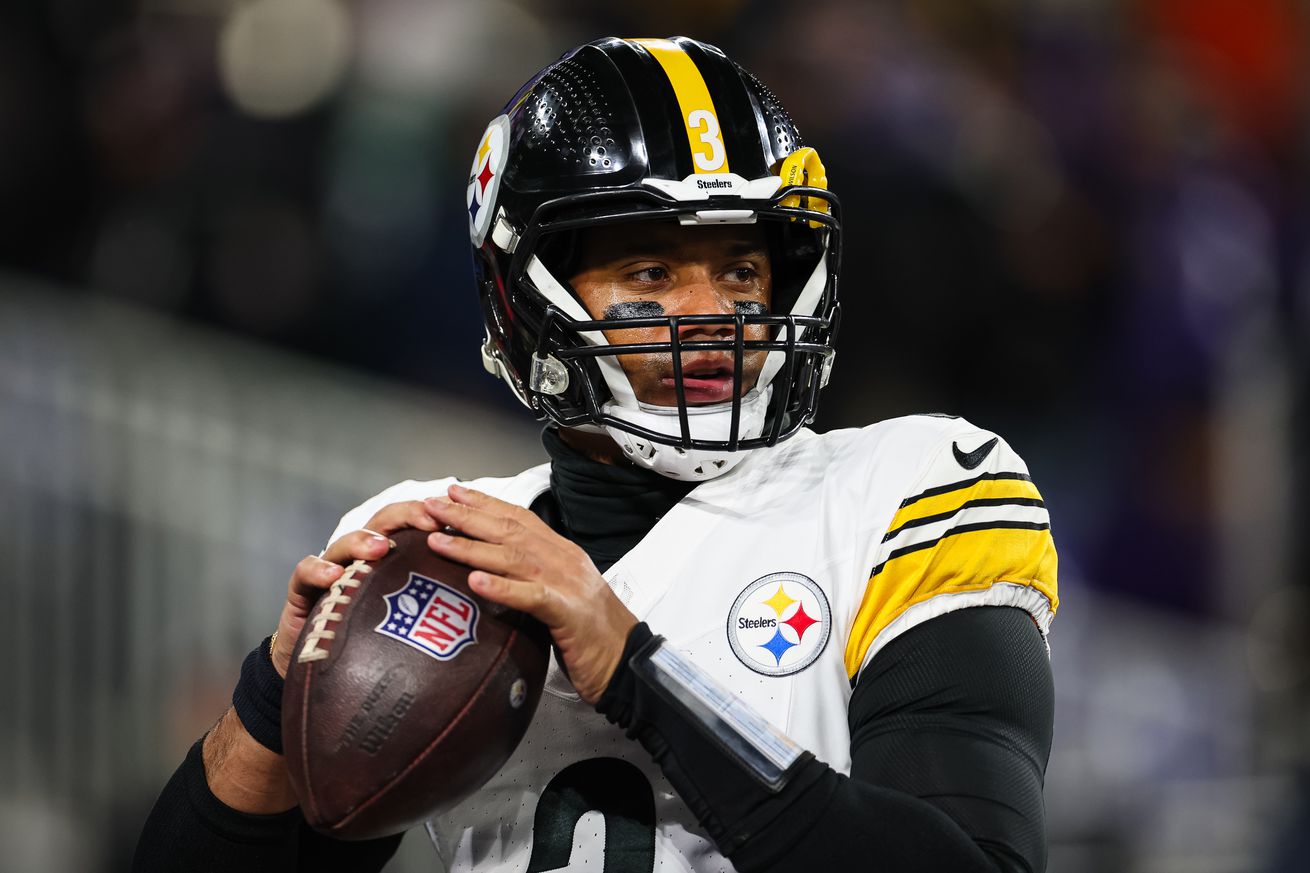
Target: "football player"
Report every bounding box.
[135,37,1058,873]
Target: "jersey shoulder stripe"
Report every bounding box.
[882,471,1041,543]
[843,424,1059,681]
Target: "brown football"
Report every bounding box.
[282,526,549,839]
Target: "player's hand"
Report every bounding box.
[424,485,638,704]
[270,500,440,677]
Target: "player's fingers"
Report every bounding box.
[322,528,394,565]
[468,572,561,625]
[424,498,524,545]
[363,500,441,535]
[446,484,544,530]
[427,531,539,579]
[290,554,344,596]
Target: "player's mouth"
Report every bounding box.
[662,357,739,404]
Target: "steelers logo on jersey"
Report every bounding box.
[727,572,831,676]
[467,114,510,248]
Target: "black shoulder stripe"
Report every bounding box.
[898,471,1032,509]
[869,520,1051,579]
[882,497,1046,543]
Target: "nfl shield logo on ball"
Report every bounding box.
[376,573,479,661]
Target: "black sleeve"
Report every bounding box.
[597,606,1053,873]
[132,737,403,873]
[845,605,1052,871]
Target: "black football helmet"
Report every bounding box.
[467,36,840,479]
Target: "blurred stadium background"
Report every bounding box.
[0,0,1306,871]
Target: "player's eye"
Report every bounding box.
[629,266,669,283]
[723,263,762,284]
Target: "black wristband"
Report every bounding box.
[231,635,285,754]
[595,621,657,729]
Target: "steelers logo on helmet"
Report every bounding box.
[728,572,831,676]
[467,114,511,247]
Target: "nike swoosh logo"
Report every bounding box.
[952,437,998,470]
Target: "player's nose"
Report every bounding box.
[667,273,736,341]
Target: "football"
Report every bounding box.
[282,526,550,839]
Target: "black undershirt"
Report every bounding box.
[535,426,696,572]
[134,427,1053,872]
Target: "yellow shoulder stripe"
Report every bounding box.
[843,523,1059,679]
[629,38,728,174]
[885,475,1042,539]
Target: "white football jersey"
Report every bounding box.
[327,415,1059,873]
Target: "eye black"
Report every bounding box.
[604,301,666,319]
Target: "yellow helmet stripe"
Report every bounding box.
[629,38,729,174]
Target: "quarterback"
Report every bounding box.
[135,37,1058,873]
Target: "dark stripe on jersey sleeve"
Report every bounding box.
[869,520,1051,579]
[898,470,1033,509]
[882,497,1047,542]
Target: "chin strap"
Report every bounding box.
[601,386,772,480]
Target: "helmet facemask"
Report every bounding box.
[496,181,840,479]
